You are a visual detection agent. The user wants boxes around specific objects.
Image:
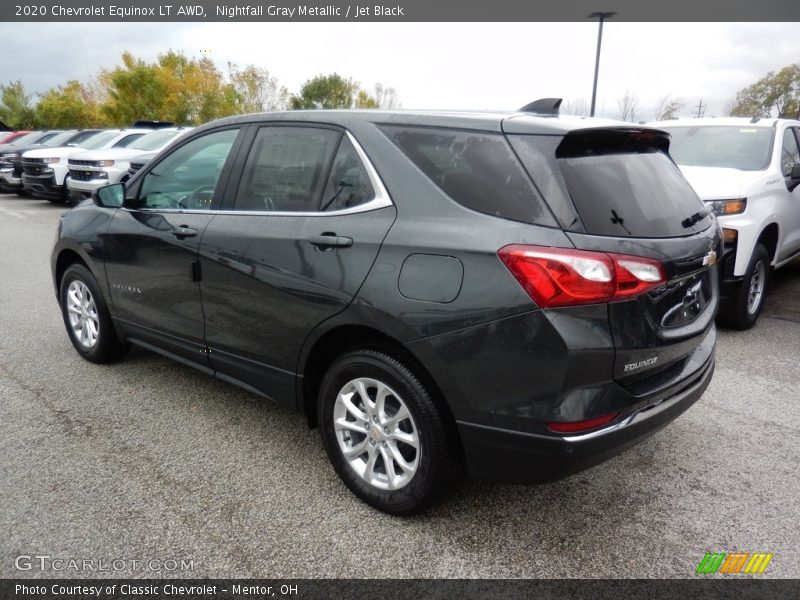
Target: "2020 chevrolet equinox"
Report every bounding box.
[52,102,721,514]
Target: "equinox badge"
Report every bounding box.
[624,357,658,372]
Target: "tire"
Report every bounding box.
[59,263,130,363]
[318,349,461,515]
[717,243,770,330]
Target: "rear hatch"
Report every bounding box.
[507,127,721,387]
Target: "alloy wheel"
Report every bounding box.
[332,377,420,491]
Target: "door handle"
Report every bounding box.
[309,234,353,249]
[170,226,198,239]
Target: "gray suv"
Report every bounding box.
[52,102,720,514]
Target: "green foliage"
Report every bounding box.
[290,73,360,110]
[1,51,399,129]
[354,90,379,108]
[0,80,38,128]
[35,80,101,128]
[99,52,167,125]
[729,63,800,119]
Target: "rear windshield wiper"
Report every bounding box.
[681,207,711,228]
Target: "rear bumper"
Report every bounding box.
[458,352,714,483]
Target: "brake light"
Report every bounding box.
[546,411,621,434]
[498,245,665,308]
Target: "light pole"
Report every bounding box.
[589,11,616,117]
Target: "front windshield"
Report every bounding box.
[664,126,774,171]
[44,131,78,147]
[79,131,119,150]
[129,130,181,151]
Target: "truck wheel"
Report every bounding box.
[717,243,770,330]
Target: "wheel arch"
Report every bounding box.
[298,324,462,454]
[757,222,779,264]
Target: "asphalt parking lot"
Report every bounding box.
[1,193,798,579]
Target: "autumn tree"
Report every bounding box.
[653,94,685,121]
[228,63,288,113]
[34,80,102,128]
[372,83,400,109]
[99,52,167,125]
[729,63,800,119]
[0,80,38,129]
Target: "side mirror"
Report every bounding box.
[93,182,125,208]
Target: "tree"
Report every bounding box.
[562,98,589,116]
[372,83,400,109]
[228,63,288,113]
[616,90,639,122]
[729,63,800,119]
[653,94,685,121]
[354,90,379,108]
[35,80,101,128]
[0,80,37,128]
[290,74,360,109]
[99,51,167,125]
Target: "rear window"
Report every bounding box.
[380,125,556,226]
[511,130,710,238]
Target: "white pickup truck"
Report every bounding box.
[66,127,191,202]
[21,128,151,203]
[651,117,800,329]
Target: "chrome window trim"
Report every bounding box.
[126,130,393,217]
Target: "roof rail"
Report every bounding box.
[519,98,562,116]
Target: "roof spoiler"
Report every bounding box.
[131,120,175,129]
[518,98,562,116]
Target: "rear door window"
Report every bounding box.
[511,130,710,238]
[380,125,556,226]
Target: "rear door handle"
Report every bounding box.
[309,234,353,249]
[170,226,198,239]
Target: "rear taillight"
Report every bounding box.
[498,245,665,308]
[546,411,621,434]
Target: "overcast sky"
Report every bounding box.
[0,22,798,120]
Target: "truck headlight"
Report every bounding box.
[98,160,115,167]
[706,198,746,216]
[41,157,60,164]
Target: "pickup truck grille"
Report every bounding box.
[69,169,100,182]
[22,158,47,176]
[68,159,100,167]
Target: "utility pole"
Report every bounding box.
[693,99,705,118]
[589,11,616,117]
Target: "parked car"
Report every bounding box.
[0,130,31,145]
[0,130,72,194]
[22,128,151,203]
[67,127,192,202]
[52,105,720,514]
[651,118,800,328]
